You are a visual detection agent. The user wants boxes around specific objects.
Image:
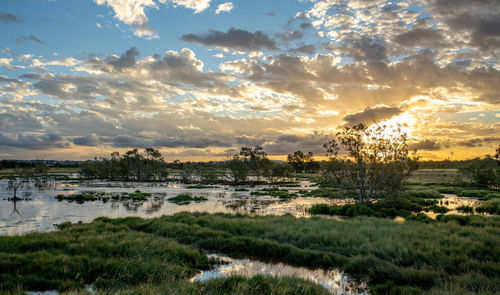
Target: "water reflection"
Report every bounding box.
[424,193,482,219]
[1,179,333,235]
[191,254,367,295]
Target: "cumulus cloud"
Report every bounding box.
[164,0,212,13]
[215,2,233,14]
[94,0,158,39]
[0,11,24,23]
[343,105,403,126]
[181,28,278,51]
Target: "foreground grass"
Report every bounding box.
[1,213,499,294]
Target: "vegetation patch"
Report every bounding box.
[56,190,151,202]
[168,194,208,203]
[402,189,443,199]
[458,190,495,199]
[299,187,357,199]
[250,187,298,199]
[475,199,500,215]
[186,184,214,189]
[309,197,444,219]
[234,188,249,192]
[0,220,212,293]
[95,213,499,294]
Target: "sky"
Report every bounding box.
[0,0,499,161]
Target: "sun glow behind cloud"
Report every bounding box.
[0,0,498,160]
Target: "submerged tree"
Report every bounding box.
[323,123,418,203]
[7,168,34,201]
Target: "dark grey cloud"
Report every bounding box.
[181,28,278,51]
[393,28,444,47]
[106,135,231,149]
[0,76,22,84]
[300,22,313,30]
[290,45,315,55]
[0,133,71,150]
[108,47,139,70]
[277,30,304,42]
[72,134,99,146]
[409,139,441,151]
[0,11,24,23]
[277,135,301,143]
[343,105,403,126]
[19,73,43,80]
[457,137,500,147]
[427,0,500,50]
[235,136,266,146]
[15,34,44,45]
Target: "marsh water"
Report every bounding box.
[0,178,348,235]
[191,254,367,295]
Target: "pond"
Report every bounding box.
[0,179,347,235]
[191,254,367,295]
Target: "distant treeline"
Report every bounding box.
[0,160,81,169]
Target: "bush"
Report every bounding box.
[475,199,500,215]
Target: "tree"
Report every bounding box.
[323,123,416,203]
[495,144,500,165]
[225,154,248,184]
[287,151,314,173]
[239,145,272,178]
[7,168,34,201]
[460,156,499,187]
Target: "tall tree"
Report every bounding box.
[323,123,416,203]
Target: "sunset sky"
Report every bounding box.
[0,0,499,161]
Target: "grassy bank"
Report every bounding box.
[2,213,498,294]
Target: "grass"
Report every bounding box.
[55,190,151,202]
[1,213,499,294]
[476,199,500,215]
[168,194,208,203]
[299,187,357,199]
[187,184,214,189]
[250,187,298,199]
[103,213,499,294]
[234,188,249,192]
[309,197,447,220]
[402,189,443,199]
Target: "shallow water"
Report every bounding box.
[424,193,482,219]
[0,179,344,235]
[191,254,367,295]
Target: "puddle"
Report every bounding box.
[191,254,367,295]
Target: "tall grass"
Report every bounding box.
[1,213,499,294]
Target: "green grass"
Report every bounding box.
[105,213,499,294]
[458,190,496,199]
[1,213,499,294]
[250,187,298,199]
[476,199,500,215]
[402,189,443,199]
[234,188,249,192]
[0,220,212,293]
[299,187,357,199]
[309,197,444,219]
[187,184,214,189]
[168,194,208,203]
[56,190,151,202]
